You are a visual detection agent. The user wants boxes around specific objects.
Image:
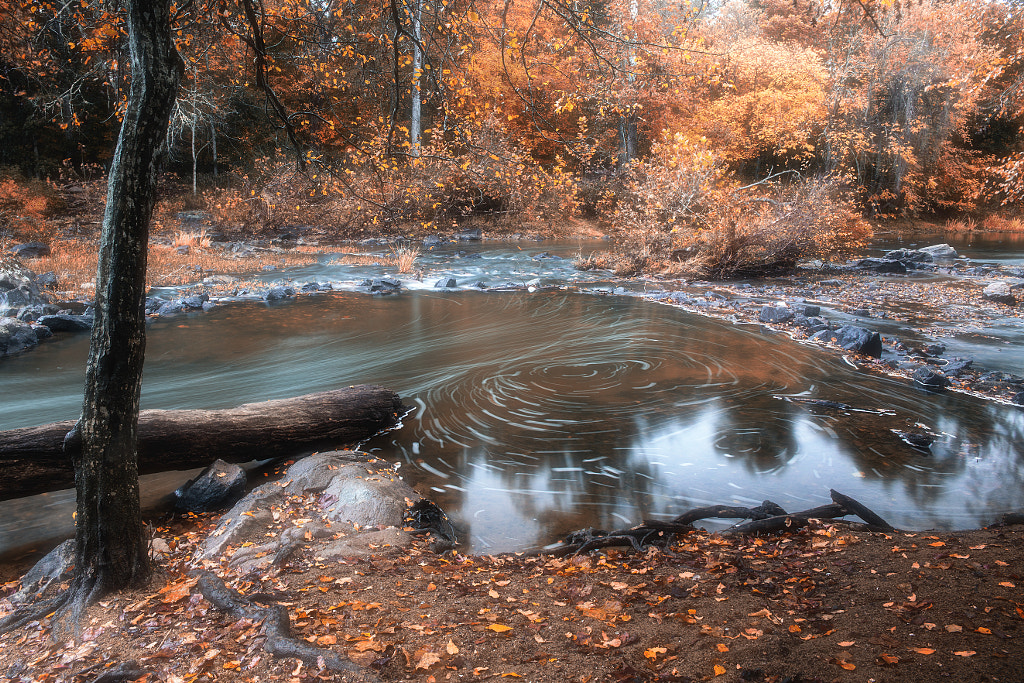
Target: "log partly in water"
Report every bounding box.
[0,385,405,501]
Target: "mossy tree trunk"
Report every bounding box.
[71,0,181,603]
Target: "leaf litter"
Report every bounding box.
[2,513,1024,682]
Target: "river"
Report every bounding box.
[1,236,1022,556]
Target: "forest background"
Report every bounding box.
[1,0,1023,279]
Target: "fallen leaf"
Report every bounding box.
[317,634,337,645]
[644,647,667,659]
[159,577,198,604]
[976,627,992,634]
[716,643,729,652]
[446,640,459,655]
[415,652,441,670]
[488,624,513,633]
[713,664,726,676]
[953,651,976,657]
[945,624,963,632]
[877,653,899,665]
[910,647,935,655]
[837,641,855,647]
[998,582,1016,588]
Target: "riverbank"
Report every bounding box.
[2,509,1023,683]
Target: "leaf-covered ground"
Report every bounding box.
[3,513,1023,683]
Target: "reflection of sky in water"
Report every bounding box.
[2,239,1023,555]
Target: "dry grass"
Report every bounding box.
[390,243,420,273]
[21,239,319,298]
[326,244,419,272]
[979,214,1024,232]
[944,217,979,232]
[171,229,212,249]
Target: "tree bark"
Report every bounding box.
[72,0,182,601]
[0,386,404,501]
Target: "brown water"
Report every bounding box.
[2,290,1021,555]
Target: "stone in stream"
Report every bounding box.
[811,325,882,358]
[855,258,907,274]
[982,281,1017,306]
[912,366,950,390]
[37,312,93,332]
[1013,392,1024,406]
[942,358,974,376]
[265,285,296,301]
[174,459,247,513]
[918,243,958,260]
[0,316,40,356]
[758,305,794,324]
[435,277,457,288]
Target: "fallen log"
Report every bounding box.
[0,385,405,501]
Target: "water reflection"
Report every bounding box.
[1,291,1022,554]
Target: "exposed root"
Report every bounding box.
[196,571,380,681]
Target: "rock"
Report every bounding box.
[35,271,58,288]
[0,256,42,314]
[850,308,871,317]
[883,248,931,263]
[175,459,247,513]
[913,366,950,390]
[176,210,211,225]
[37,313,93,332]
[758,305,794,324]
[9,242,50,259]
[264,285,295,301]
[319,527,413,559]
[435,277,457,288]
[812,325,882,358]
[1013,392,1024,406]
[798,304,820,317]
[0,317,40,356]
[369,278,401,295]
[942,358,974,375]
[155,301,183,316]
[924,343,946,356]
[180,294,208,309]
[423,235,446,247]
[918,243,957,259]
[855,258,907,274]
[983,281,1017,306]
[10,539,74,605]
[457,228,483,241]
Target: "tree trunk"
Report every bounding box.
[408,0,424,157]
[0,386,405,500]
[72,0,182,602]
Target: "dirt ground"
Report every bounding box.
[2,512,1024,683]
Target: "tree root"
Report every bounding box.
[195,571,380,681]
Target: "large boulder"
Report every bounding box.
[174,459,248,513]
[811,325,882,358]
[0,316,40,356]
[0,254,42,314]
[918,243,958,260]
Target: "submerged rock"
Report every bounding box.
[37,312,93,332]
[983,281,1017,306]
[435,277,457,288]
[855,258,907,274]
[913,366,950,390]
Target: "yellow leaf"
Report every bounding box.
[837,641,855,647]
[999,581,1016,588]
[488,624,513,633]
[910,647,935,655]
[953,651,976,657]
[644,647,667,659]
[716,643,729,653]
[447,640,459,655]
[976,627,992,634]
[713,664,726,675]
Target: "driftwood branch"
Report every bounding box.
[0,385,405,500]
[553,490,896,555]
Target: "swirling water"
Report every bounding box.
[1,239,1022,555]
